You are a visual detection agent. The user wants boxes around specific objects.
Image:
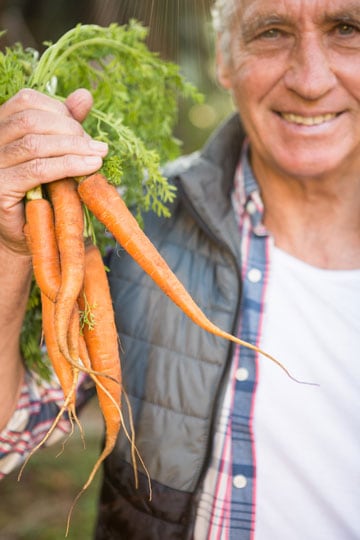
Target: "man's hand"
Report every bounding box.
[0,88,108,255]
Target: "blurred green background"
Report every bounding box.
[0,0,234,154]
[0,1,233,538]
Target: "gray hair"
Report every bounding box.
[212,0,239,34]
[211,0,239,60]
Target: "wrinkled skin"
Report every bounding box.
[0,88,107,255]
[216,0,360,268]
[217,0,360,182]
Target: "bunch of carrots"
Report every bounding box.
[20,169,303,534]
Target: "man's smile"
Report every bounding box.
[278,112,340,126]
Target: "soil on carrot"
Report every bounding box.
[0,401,103,540]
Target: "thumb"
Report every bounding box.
[65,88,93,123]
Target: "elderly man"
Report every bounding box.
[0,0,359,538]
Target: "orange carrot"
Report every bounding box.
[46,179,85,364]
[24,192,103,379]
[17,292,81,482]
[67,304,81,375]
[78,173,301,382]
[78,243,121,463]
[24,193,79,424]
[41,292,78,421]
[24,197,60,303]
[66,242,122,534]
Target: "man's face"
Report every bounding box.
[218,0,360,181]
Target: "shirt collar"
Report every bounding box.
[232,142,268,237]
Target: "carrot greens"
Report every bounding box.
[0,21,200,376]
[0,21,200,220]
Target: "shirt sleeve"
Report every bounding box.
[0,369,93,479]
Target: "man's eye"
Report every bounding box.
[336,23,358,36]
[261,28,281,39]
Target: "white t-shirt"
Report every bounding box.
[254,246,360,539]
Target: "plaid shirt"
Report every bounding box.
[0,147,268,540]
[194,146,270,540]
[0,369,89,479]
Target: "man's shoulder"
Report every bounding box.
[163,113,245,185]
[162,150,202,181]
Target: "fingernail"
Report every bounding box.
[89,140,108,153]
[84,156,103,166]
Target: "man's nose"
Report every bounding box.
[283,34,337,101]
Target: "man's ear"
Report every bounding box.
[216,36,232,90]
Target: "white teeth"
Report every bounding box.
[281,113,337,126]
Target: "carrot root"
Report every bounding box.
[17,373,78,481]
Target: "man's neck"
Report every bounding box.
[254,165,360,270]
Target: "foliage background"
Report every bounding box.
[0,1,232,538]
[0,0,233,153]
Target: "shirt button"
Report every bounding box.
[233,475,248,489]
[247,268,262,283]
[246,200,256,215]
[235,367,249,382]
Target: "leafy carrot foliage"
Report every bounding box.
[0,22,201,375]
